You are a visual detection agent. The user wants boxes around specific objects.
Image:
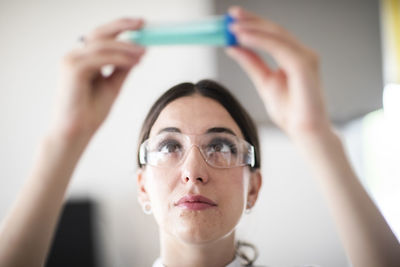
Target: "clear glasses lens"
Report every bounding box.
[139,132,255,168]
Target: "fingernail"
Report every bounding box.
[126,18,144,26]
[228,6,239,17]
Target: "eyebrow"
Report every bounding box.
[206,127,237,136]
[157,127,181,134]
[157,127,237,136]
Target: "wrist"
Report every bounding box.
[288,124,341,150]
[283,114,336,140]
[46,120,96,147]
[41,126,93,156]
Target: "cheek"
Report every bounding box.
[220,168,248,195]
[144,168,179,220]
[215,168,249,220]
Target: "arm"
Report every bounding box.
[0,18,146,267]
[226,6,400,267]
[293,126,400,267]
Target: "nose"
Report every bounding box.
[180,145,209,184]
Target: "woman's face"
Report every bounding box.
[137,95,261,245]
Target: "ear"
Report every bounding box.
[247,169,262,208]
[137,168,150,205]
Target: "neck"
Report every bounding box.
[160,231,236,267]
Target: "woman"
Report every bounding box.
[137,79,262,267]
[0,6,399,267]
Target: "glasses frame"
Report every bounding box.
[139,132,255,169]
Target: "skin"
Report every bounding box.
[0,5,399,267]
[137,95,261,267]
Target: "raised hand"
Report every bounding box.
[0,18,146,267]
[226,7,400,267]
[226,6,331,138]
[51,18,146,141]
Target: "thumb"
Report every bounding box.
[225,47,272,89]
[104,49,145,94]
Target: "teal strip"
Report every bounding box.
[126,16,227,46]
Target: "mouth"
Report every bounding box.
[175,195,217,210]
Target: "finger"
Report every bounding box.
[96,52,144,108]
[96,68,133,105]
[229,6,313,73]
[233,29,312,74]
[230,20,294,44]
[231,30,322,114]
[84,39,145,57]
[80,54,138,79]
[225,46,272,89]
[86,18,144,42]
[105,68,131,93]
[228,6,263,22]
[75,46,145,80]
[229,5,289,36]
[61,42,144,74]
[105,53,144,90]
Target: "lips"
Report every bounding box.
[175,195,217,210]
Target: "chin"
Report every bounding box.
[176,227,224,245]
[172,211,230,245]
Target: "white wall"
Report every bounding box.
[237,127,349,267]
[215,0,382,125]
[0,1,215,266]
[0,1,377,267]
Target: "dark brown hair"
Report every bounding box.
[136,79,260,171]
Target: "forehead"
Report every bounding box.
[149,95,243,138]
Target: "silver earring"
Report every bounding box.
[245,201,252,214]
[142,201,152,215]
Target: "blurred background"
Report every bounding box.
[0,0,399,266]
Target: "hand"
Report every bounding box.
[226,6,331,138]
[50,18,146,141]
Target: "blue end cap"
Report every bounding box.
[224,14,238,46]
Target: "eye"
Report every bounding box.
[207,138,237,154]
[158,139,182,154]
